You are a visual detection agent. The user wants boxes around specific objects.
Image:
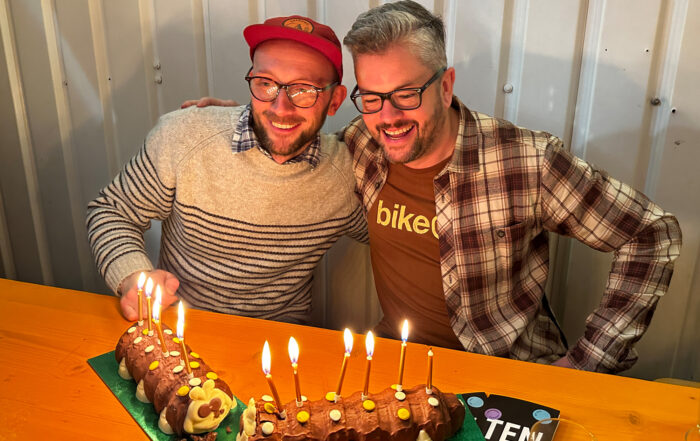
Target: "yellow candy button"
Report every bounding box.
[172,337,180,344]
[390,384,397,390]
[397,408,410,421]
[142,329,149,335]
[264,402,276,414]
[296,411,310,423]
[190,351,200,359]
[206,372,218,380]
[325,392,336,402]
[149,360,159,371]
[190,361,200,369]
[177,385,190,396]
[362,400,375,411]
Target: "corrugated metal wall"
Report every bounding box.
[0,0,697,381]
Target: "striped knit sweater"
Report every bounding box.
[87,105,367,323]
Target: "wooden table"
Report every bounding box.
[0,278,696,440]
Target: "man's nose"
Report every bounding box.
[378,98,403,121]
[270,88,296,112]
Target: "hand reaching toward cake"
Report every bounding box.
[119,270,180,321]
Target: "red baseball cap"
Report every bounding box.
[244,15,343,83]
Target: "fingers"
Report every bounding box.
[144,270,180,313]
[181,97,215,108]
[120,295,138,321]
[180,97,238,109]
[197,97,222,107]
[164,273,180,296]
[119,269,180,318]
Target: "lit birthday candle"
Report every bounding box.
[396,320,409,392]
[137,272,146,324]
[334,328,354,401]
[288,337,302,406]
[176,301,192,376]
[262,341,285,418]
[152,286,169,355]
[362,331,374,400]
[426,347,434,394]
[144,277,154,333]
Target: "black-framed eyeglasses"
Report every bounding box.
[245,68,338,109]
[350,67,447,114]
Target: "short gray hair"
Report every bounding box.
[343,0,447,72]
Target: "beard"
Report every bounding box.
[375,102,446,164]
[251,105,329,160]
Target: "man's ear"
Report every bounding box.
[327,85,347,116]
[441,67,455,108]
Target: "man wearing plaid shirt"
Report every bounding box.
[341,1,681,373]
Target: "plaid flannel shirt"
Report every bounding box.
[342,96,681,373]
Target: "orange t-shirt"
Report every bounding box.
[368,157,463,350]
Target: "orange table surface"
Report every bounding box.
[0,278,696,440]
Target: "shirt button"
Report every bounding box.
[497,230,506,238]
[375,182,381,189]
[448,275,453,284]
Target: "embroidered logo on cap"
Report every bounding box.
[282,18,314,33]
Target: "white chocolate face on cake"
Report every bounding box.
[118,358,132,380]
[235,398,258,441]
[417,429,433,441]
[183,379,234,434]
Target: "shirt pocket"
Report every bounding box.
[493,220,532,265]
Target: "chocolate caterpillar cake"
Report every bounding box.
[116,321,235,437]
[236,385,465,441]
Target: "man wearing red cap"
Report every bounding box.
[87,16,366,324]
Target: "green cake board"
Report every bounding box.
[88,351,244,440]
[88,351,484,441]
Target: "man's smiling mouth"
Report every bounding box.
[383,125,414,139]
[271,121,300,130]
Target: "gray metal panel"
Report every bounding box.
[10,0,81,288]
[0,27,36,282]
[451,0,505,116]
[102,0,154,167]
[638,0,699,381]
[517,0,587,141]
[153,0,205,114]
[206,0,253,104]
[265,0,307,18]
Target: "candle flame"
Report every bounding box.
[153,285,162,321]
[137,272,147,290]
[145,277,154,298]
[288,337,299,364]
[365,331,374,357]
[401,319,409,343]
[343,328,353,354]
[176,301,185,339]
[262,341,272,375]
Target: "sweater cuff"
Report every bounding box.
[104,251,154,296]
